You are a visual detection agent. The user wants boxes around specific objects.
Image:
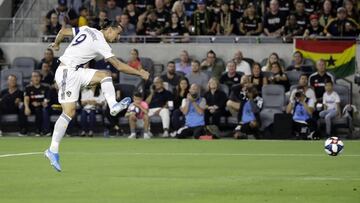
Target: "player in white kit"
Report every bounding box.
[45,21,149,172]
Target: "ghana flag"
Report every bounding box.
[294,39,356,78]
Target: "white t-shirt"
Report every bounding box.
[59,26,114,68]
[323,91,340,110]
[235,60,251,75]
[80,88,105,110]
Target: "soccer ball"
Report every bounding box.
[324,137,344,156]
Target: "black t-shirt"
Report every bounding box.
[46,8,78,21]
[190,11,215,35]
[203,89,227,110]
[184,1,197,17]
[24,84,50,104]
[136,0,154,13]
[220,72,242,91]
[37,58,60,73]
[45,23,62,35]
[303,0,316,14]
[265,0,293,16]
[0,89,23,113]
[163,25,189,36]
[149,89,173,108]
[229,84,246,102]
[263,11,286,33]
[160,73,181,87]
[41,72,55,85]
[309,72,334,99]
[240,16,262,35]
[293,12,309,30]
[306,25,325,36]
[156,10,171,28]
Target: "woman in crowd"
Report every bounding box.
[268,61,290,91]
[249,62,268,95]
[171,77,190,131]
[203,77,227,126]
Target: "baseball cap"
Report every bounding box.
[58,0,67,6]
[309,14,318,20]
[197,0,206,5]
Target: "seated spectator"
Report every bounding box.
[286,86,317,139]
[40,62,55,86]
[344,0,359,22]
[78,6,89,27]
[0,75,26,136]
[204,77,227,126]
[309,59,335,101]
[172,0,188,28]
[37,48,60,73]
[233,86,262,139]
[281,14,304,43]
[262,52,282,72]
[82,0,101,22]
[118,13,137,42]
[325,7,359,37]
[263,0,287,37]
[200,50,225,79]
[264,0,293,17]
[43,13,62,37]
[45,0,78,27]
[175,50,192,74]
[318,0,335,28]
[216,1,236,35]
[220,61,242,91]
[292,0,308,32]
[286,51,313,73]
[105,0,123,21]
[80,85,105,137]
[319,80,340,137]
[189,0,217,35]
[226,75,252,117]
[173,84,206,139]
[123,0,141,26]
[183,0,197,17]
[232,50,251,76]
[134,0,153,14]
[303,0,316,14]
[230,0,249,20]
[91,10,108,30]
[154,0,171,28]
[303,14,325,38]
[127,49,143,70]
[137,10,164,42]
[146,77,173,137]
[268,61,290,91]
[171,77,190,131]
[23,71,51,136]
[239,3,263,36]
[186,60,210,91]
[161,61,181,88]
[126,91,150,139]
[249,62,268,95]
[289,73,316,104]
[162,12,190,43]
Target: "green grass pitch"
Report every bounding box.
[0,137,359,203]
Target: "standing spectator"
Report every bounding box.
[186,60,210,91]
[318,0,335,28]
[155,0,171,28]
[268,61,290,91]
[325,7,359,37]
[263,0,287,37]
[43,13,62,36]
[45,0,78,27]
[200,50,226,79]
[262,52,281,72]
[233,50,251,76]
[292,0,309,31]
[0,75,26,136]
[91,10,108,30]
[183,0,198,18]
[281,14,304,43]
[162,12,190,43]
[303,14,325,38]
[344,0,359,22]
[126,92,150,139]
[216,1,236,35]
[37,48,60,73]
[105,0,123,21]
[175,50,192,75]
[204,78,227,126]
[220,60,242,91]
[40,62,55,86]
[239,3,263,36]
[309,59,335,101]
[23,71,51,136]
[146,77,173,137]
[127,49,143,70]
[249,62,268,95]
[161,61,181,88]
[172,0,188,28]
[78,6,90,27]
[189,0,217,35]
[119,13,137,42]
[319,80,340,137]
[174,84,206,139]
[80,85,105,137]
[171,77,190,131]
[123,0,141,26]
[289,73,316,104]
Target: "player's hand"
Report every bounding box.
[49,43,60,51]
[139,69,150,80]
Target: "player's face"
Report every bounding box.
[106,27,122,43]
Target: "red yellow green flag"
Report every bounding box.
[294,39,356,78]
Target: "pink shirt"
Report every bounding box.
[128,101,148,119]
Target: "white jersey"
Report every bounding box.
[323,91,340,110]
[59,26,114,68]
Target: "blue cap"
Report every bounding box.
[58,0,67,6]
[197,0,206,4]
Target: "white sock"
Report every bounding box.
[49,113,71,153]
[101,77,117,108]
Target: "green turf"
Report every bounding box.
[0,137,359,203]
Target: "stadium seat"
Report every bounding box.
[243,57,255,67]
[260,58,287,68]
[0,69,23,90]
[12,57,36,84]
[219,84,229,96]
[116,84,138,98]
[285,70,302,86]
[260,85,285,129]
[140,57,155,79]
[119,73,144,92]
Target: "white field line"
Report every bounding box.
[0,152,42,158]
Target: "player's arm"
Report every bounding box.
[49,28,73,51]
[107,56,149,80]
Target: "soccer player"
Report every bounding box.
[44,21,150,172]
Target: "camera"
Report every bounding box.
[294,91,303,98]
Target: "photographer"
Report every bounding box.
[286,87,317,139]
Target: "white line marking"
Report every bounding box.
[0,152,42,158]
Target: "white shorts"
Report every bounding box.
[55,65,98,103]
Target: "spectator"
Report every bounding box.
[233,86,262,139]
[183,0,198,17]
[204,77,227,126]
[281,14,304,43]
[45,0,78,27]
[325,7,359,37]
[286,51,313,73]
[171,77,190,131]
[264,0,293,16]
[303,14,325,38]
[200,50,226,79]
[78,6,89,27]
[230,0,248,20]
[83,0,101,21]
[91,10,108,30]
[0,75,26,136]
[263,0,287,37]
[137,10,163,42]
[289,73,317,104]
[162,12,190,43]
[23,71,51,136]
[309,59,335,101]
[105,0,123,21]
[344,0,359,22]
[216,1,236,35]
[226,75,252,116]
[189,0,217,35]
[292,0,309,32]
[249,62,268,94]
[303,0,316,14]
[161,61,181,88]
[268,61,290,91]
[175,50,192,74]
[126,92,151,139]
[127,49,143,70]
[239,3,263,36]
[135,0,154,14]
[174,84,206,139]
[146,77,173,137]
[172,0,188,28]
[186,60,210,91]
[286,86,317,139]
[118,13,137,42]
[43,13,62,36]
[37,48,60,73]
[319,80,340,137]
[262,52,281,72]
[318,0,335,28]
[80,85,105,137]
[155,0,171,28]
[220,60,242,91]
[123,0,141,26]
[40,62,55,86]
[232,50,251,76]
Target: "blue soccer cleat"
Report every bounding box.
[44,149,61,172]
[110,97,132,116]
